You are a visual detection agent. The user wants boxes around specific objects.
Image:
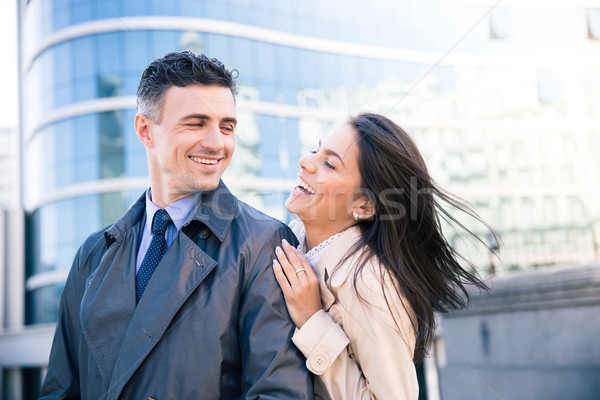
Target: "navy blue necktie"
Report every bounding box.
[136,209,172,303]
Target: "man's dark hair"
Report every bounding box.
[137,51,238,123]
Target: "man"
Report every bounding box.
[40,52,312,399]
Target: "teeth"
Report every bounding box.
[191,156,218,165]
[296,178,316,194]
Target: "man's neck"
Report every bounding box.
[149,187,196,209]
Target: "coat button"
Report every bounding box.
[199,227,210,239]
[145,397,156,400]
[309,352,329,373]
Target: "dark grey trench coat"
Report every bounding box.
[40,181,312,399]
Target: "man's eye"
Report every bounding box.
[325,161,335,169]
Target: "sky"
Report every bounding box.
[0,1,18,129]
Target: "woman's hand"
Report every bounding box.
[273,239,323,329]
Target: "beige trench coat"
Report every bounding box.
[290,220,419,400]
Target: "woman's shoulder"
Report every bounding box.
[341,250,416,340]
[318,227,363,285]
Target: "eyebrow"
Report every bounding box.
[319,140,346,167]
[181,114,238,126]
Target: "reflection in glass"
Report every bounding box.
[26,284,64,325]
[99,110,125,179]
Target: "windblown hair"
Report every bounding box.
[348,113,491,365]
[136,51,238,123]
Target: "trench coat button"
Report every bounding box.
[309,352,329,373]
[198,227,210,239]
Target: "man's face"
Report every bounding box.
[137,84,236,205]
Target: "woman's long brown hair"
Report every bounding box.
[347,113,491,365]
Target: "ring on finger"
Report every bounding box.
[295,268,307,274]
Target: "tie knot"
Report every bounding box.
[152,209,172,235]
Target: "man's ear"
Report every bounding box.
[135,114,155,148]
[350,195,376,220]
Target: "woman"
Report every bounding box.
[273,113,490,399]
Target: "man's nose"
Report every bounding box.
[201,125,224,152]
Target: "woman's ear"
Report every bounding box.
[135,114,155,148]
[350,195,376,220]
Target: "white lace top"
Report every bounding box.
[297,231,343,266]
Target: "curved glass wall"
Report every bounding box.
[24,0,514,52]
[25,190,141,324]
[26,284,65,325]
[26,192,137,277]
[25,29,438,131]
[25,110,146,202]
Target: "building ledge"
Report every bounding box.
[447,263,600,317]
[0,324,55,367]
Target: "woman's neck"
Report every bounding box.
[302,220,354,251]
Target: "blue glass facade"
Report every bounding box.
[25,29,442,129]
[26,110,146,196]
[26,0,492,50]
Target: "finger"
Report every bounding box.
[281,239,309,284]
[281,239,307,268]
[283,250,311,287]
[289,245,319,281]
[272,260,293,297]
[275,246,300,288]
[286,243,312,269]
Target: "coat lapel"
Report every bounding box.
[312,226,363,311]
[105,232,217,399]
[79,207,145,390]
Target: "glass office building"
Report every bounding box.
[4,0,600,397]
[0,128,15,208]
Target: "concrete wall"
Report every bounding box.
[437,263,600,400]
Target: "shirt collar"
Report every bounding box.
[145,188,203,232]
[145,180,237,242]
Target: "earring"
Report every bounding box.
[354,211,359,221]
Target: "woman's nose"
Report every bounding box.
[298,154,317,173]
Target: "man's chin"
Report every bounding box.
[193,177,223,192]
[195,182,220,192]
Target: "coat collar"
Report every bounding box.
[185,180,236,242]
[315,225,363,310]
[104,192,146,248]
[104,180,237,247]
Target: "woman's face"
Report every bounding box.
[285,123,363,227]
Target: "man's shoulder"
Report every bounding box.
[75,225,113,264]
[231,200,298,245]
[234,200,288,231]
